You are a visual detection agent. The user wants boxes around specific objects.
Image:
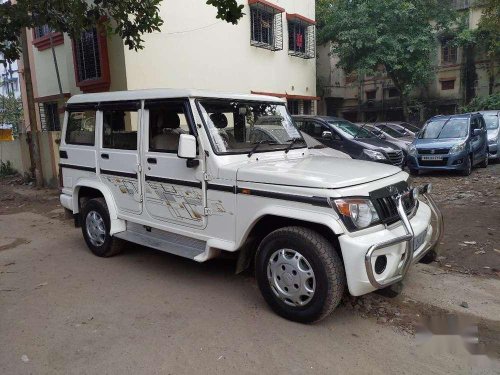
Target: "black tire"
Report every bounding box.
[461,155,472,176]
[419,249,438,264]
[80,198,124,257]
[255,226,346,323]
[479,152,489,168]
[409,168,419,176]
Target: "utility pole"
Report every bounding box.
[20,27,44,186]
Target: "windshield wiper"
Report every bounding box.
[285,137,303,154]
[247,140,277,157]
[355,123,368,139]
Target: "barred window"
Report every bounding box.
[74,28,102,82]
[441,80,455,90]
[34,25,52,39]
[250,2,283,51]
[287,17,315,59]
[441,42,457,65]
[39,102,60,131]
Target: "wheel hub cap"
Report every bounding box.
[267,249,316,307]
[85,210,106,247]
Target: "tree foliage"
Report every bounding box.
[461,92,500,112]
[317,0,456,118]
[0,0,244,64]
[0,93,23,136]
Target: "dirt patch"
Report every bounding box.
[0,175,62,218]
[410,163,500,278]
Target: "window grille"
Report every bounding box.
[250,4,283,51]
[288,20,315,59]
[441,42,457,65]
[287,100,299,115]
[39,102,61,131]
[452,0,471,10]
[75,28,102,82]
[34,25,52,39]
[441,80,455,90]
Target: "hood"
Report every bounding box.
[236,156,402,189]
[353,137,401,152]
[414,138,465,149]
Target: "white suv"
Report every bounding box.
[59,89,443,323]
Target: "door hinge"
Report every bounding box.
[204,207,212,216]
[137,164,142,173]
[203,173,211,181]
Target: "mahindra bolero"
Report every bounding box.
[59,89,443,323]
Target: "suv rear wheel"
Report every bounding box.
[255,226,345,323]
[81,198,124,257]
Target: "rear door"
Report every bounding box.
[97,101,143,215]
[470,116,482,163]
[142,99,206,229]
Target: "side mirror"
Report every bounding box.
[322,131,333,140]
[178,134,197,159]
[473,128,481,137]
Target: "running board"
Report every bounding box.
[114,223,206,260]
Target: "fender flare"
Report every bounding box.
[72,179,126,235]
[236,205,345,249]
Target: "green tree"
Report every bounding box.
[0,0,244,64]
[317,0,456,121]
[0,93,23,136]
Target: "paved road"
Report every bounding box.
[1,211,497,374]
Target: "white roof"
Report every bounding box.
[66,88,286,104]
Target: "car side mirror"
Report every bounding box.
[322,131,333,140]
[473,128,481,137]
[178,134,197,160]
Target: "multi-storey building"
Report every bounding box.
[20,0,317,132]
[317,0,499,123]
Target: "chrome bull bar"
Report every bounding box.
[364,184,444,289]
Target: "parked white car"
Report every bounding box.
[59,89,443,323]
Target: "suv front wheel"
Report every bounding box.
[81,198,124,257]
[255,226,345,323]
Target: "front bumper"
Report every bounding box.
[488,143,498,159]
[339,184,444,296]
[407,151,468,171]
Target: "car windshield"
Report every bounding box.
[198,99,305,154]
[484,115,499,130]
[419,118,469,139]
[377,125,405,138]
[327,120,375,139]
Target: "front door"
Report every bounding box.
[98,102,143,215]
[142,100,206,229]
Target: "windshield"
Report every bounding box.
[419,118,469,139]
[484,115,499,130]
[198,99,305,154]
[327,120,375,139]
[377,125,405,138]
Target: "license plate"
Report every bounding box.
[421,155,443,161]
[414,229,427,250]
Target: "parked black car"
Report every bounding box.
[293,116,405,166]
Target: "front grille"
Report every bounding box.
[418,157,449,166]
[369,181,416,224]
[386,151,404,165]
[418,148,450,155]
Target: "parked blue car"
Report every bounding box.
[407,113,489,176]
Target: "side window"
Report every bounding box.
[471,117,479,131]
[307,122,330,138]
[102,110,138,150]
[65,110,96,146]
[149,102,192,153]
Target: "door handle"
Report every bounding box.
[101,153,109,159]
[147,158,157,164]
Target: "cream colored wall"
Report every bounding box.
[32,35,80,98]
[122,0,316,97]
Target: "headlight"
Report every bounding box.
[408,145,417,156]
[450,142,466,154]
[363,149,387,160]
[332,198,380,230]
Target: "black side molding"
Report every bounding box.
[145,175,202,188]
[59,163,96,173]
[100,169,137,179]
